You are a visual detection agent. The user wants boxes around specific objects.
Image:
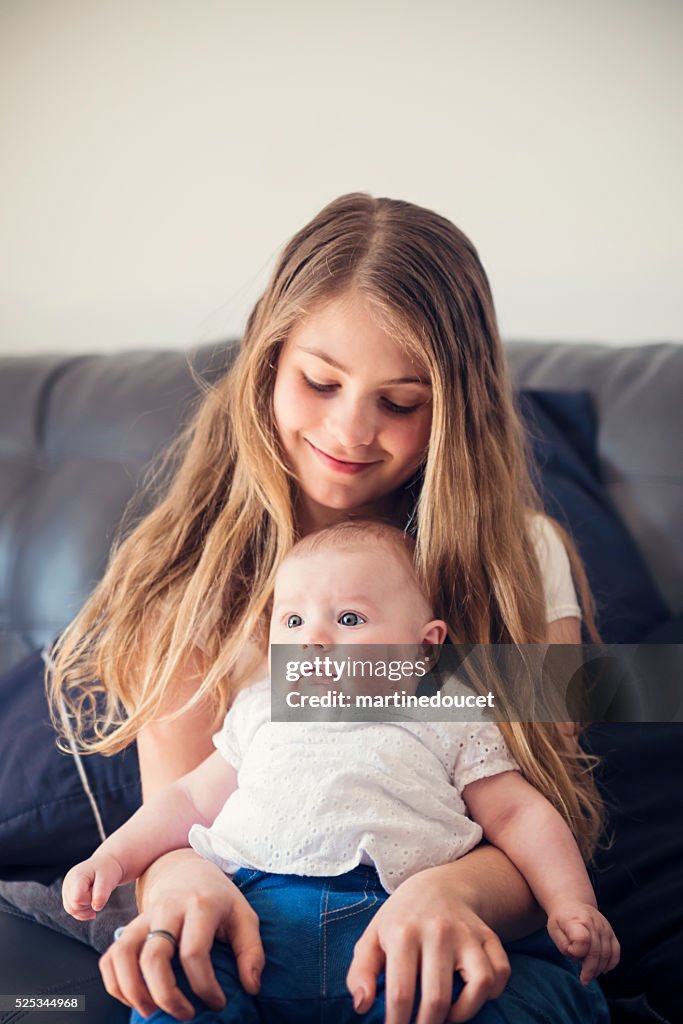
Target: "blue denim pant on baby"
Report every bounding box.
[130,864,609,1024]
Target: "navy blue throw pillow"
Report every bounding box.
[0,649,140,883]
[517,390,669,643]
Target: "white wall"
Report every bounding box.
[1,0,681,355]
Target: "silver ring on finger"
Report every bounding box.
[145,929,179,953]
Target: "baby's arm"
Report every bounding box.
[62,750,236,920]
[463,770,620,984]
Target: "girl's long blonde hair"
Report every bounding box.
[48,192,603,858]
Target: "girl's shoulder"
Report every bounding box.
[218,673,270,740]
[526,512,582,623]
[213,674,270,767]
[527,511,566,566]
[230,673,270,712]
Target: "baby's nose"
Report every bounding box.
[302,640,332,651]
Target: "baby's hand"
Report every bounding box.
[62,852,125,921]
[547,901,620,985]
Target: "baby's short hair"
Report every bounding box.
[287,517,415,566]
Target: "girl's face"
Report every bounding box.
[273,290,432,530]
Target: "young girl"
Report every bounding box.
[62,521,618,1024]
[49,193,608,1024]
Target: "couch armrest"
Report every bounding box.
[0,909,128,1023]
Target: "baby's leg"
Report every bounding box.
[240,865,384,1021]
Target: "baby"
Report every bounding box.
[63,519,618,1016]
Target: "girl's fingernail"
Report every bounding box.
[252,968,262,987]
[353,987,365,1012]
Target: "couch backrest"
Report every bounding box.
[0,345,235,673]
[505,342,682,616]
[1,341,681,674]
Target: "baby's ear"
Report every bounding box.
[422,619,447,646]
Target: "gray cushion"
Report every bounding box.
[2,341,681,674]
[505,342,683,615]
[0,345,236,674]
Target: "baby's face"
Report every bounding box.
[269,544,443,651]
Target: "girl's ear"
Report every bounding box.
[422,619,447,646]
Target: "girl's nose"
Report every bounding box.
[327,397,377,449]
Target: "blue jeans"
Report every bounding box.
[131,865,609,1023]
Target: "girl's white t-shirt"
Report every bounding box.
[188,514,581,891]
[531,513,582,623]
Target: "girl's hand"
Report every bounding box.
[62,852,125,920]
[546,901,620,985]
[346,865,512,1024]
[98,850,265,1021]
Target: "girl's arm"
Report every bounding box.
[63,751,236,917]
[134,642,221,907]
[546,615,585,748]
[137,643,218,800]
[546,616,581,646]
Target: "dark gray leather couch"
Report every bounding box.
[0,340,681,1023]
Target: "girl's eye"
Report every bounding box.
[286,614,303,628]
[302,373,336,393]
[303,373,421,415]
[338,611,366,627]
[382,398,421,415]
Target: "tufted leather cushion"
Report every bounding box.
[0,345,237,674]
[2,341,681,676]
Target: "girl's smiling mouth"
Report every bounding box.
[305,440,382,474]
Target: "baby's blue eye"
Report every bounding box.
[286,614,303,628]
[338,611,366,627]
